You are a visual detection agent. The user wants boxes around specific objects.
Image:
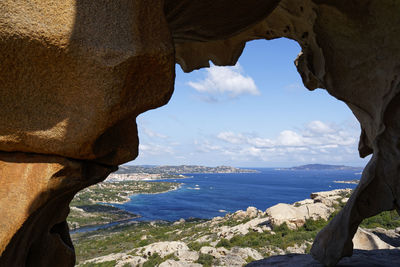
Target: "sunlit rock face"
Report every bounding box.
[0,0,175,166]
[1,0,400,266]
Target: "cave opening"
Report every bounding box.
[68,38,396,267]
[135,38,368,168]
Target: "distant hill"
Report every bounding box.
[283,164,363,171]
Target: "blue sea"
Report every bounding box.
[112,168,361,222]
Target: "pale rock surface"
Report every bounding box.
[216,253,246,267]
[229,247,263,261]
[174,249,199,262]
[232,206,262,220]
[311,189,351,207]
[159,260,202,267]
[82,253,146,267]
[217,217,269,239]
[141,241,190,258]
[352,228,396,250]
[115,256,147,267]
[200,246,227,259]
[285,242,310,254]
[266,202,334,230]
[232,210,247,220]
[195,235,212,243]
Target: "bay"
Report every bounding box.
[112,168,361,222]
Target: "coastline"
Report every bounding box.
[68,180,184,231]
[104,183,183,204]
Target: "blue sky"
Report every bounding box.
[131,38,370,167]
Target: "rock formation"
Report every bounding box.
[1,0,400,266]
[0,0,173,265]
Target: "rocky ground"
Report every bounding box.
[73,188,400,267]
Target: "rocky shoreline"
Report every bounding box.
[74,188,400,266]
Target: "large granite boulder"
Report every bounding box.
[266,202,334,230]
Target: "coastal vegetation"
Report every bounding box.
[360,210,400,229]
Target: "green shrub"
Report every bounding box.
[361,210,400,229]
[216,238,231,249]
[246,256,256,263]
[195,253,214,267]
[80,261,116,267]
[188,241,209,251]
[143,253,164,267]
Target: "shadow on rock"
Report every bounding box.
[246,249,400,267]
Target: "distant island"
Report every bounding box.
[334,179,360,184]
[107,165,259,182]
[280,164,364,171]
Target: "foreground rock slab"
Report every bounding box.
[247,249,400,267]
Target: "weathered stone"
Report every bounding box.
[174,249,199,262]
[116,256,147,267]
[0,152,113,266]
[218,253,247,267]
[266,202,334,230]
[0,0,175,166]
[81,253,146,267]
[352,228,396,250]
[159,260,202,267]
[200,246,225,259]
[217,218,269,239]
[229,247,263,261]
[140,241,190,258]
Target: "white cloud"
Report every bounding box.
[277,130,303,146]
[139,143,173,156]
[188,64,260,99]
[141,126,168,139]
[194,140,222,153]
[217,132,246,144]
[198,120,362,165]
[305,120,335,134]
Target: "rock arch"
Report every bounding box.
[1,0,399,266]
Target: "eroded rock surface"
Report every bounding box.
[1,0,400,266]
[0,0,175,165]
